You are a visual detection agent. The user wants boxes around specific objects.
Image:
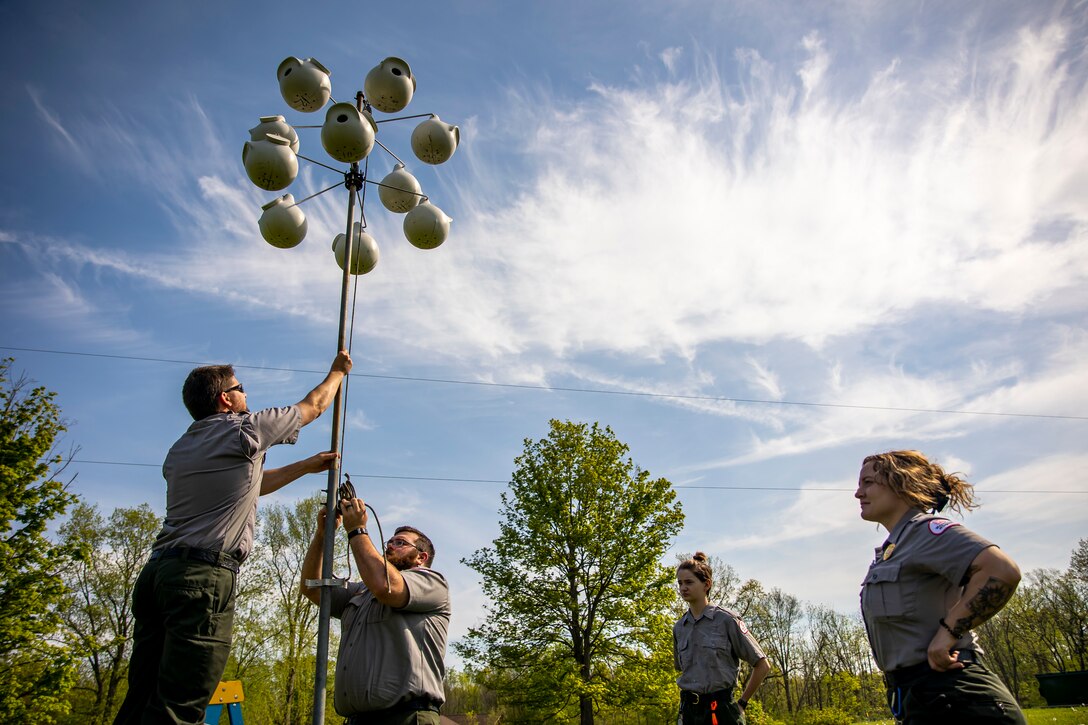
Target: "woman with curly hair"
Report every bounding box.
[857,450,1025,724]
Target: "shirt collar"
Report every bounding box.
[890,508,924,538]
[683,605,718,624]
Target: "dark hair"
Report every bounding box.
[677,551,713,585]
[863,450,977,514]
[182,365,235,420]
[395,525,435,567]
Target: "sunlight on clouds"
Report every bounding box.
[385,17,1088,372]
[13,14,1088,417]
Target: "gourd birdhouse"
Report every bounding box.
[411,115,459,165]
[249,115,299,154]
[321,103,378,163]
[378,163,422,213]
[242,133,298,191]
[332,222,380,274]
[364,57,416,113]
[403,199,452,249]
[277,57,332,113]
[258,194,307,248]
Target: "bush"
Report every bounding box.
[788,707,855,725]
[744,699,786,725]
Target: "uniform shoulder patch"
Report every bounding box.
[928,519,961,535]
[737,617,750,634]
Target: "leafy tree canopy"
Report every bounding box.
[0,358,81,721]
[458,420,683,724]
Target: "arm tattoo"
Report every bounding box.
[953,576,1014,633]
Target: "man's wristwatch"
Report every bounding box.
[737,698,748,709]
[346,527,367,540]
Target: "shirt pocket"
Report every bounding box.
[862,562,911,619]
[677,637,693,669]
[696,632,729,652]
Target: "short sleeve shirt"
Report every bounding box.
[330,567,451,714]
[154,406,301,562]
[673,605,767,693]
[860,509,994,671]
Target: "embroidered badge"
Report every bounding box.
[738,619,750,635]
[928,519,961,535]
[883,543,896,560]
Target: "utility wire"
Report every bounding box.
[66,459,1087,494]
[3,346,1085,421]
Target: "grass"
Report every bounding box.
[854,707,1086,725]
[1024,707,1087,725]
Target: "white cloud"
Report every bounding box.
[660,46,683,74]
[347,409,376,432]
[28,85,92,173]
[678,324,1088,469]
[10,15,1088,408]
[746,356,784,401]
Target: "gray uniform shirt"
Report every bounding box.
[330,567,451,714]
[155,406,301,562]
[860,509,994,671]
[673,605,767,693]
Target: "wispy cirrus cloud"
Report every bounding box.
[14,13,1088,404]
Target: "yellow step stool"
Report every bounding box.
[205,680,244,724]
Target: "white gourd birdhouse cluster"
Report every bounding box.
[244,55,460,272]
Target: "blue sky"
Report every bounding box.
[2,0,1087,663]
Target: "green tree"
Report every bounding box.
[670,552,740,620]
[1071,538,1088,581]
[57,503,159,724]
[457,420,684,725]
[223,495,346,724]
[755,588,803,714]
[0,358,81,721]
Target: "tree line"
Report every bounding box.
[3,360,1086,723]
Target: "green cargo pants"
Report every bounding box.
[114,555,237,724]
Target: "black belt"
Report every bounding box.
[885,649,977,688]
[149,547,240,573]
[680,688,733,707]
[344,697,441,723]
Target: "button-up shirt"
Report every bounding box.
[673,605,767,693]
[330,566,451,714]
[861,509,993,671]
[156,406,301,562]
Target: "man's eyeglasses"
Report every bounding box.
[386,537,422,551]
[223,383,245,394]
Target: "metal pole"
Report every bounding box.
[312,161,359,725]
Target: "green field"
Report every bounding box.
[856,708,1086,725]
[1024,709,1088,725]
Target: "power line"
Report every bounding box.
[4,345,1085,421]
[67,459,1088,494]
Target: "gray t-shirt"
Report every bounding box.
[330,567,451,714]
[673,605,767,693]
[860,509,994,671]
[154,406,301,562]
